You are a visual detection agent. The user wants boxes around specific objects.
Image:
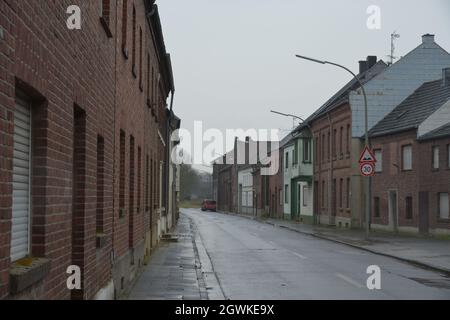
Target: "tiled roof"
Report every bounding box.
[293,60,387,134]
[418,122,450,141]
[369,80,450,137]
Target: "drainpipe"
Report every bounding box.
[327,114,334,225]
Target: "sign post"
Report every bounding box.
[359,145,377,238]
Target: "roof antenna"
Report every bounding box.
[387,31,401,66]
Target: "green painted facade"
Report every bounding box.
[282,129,314,223]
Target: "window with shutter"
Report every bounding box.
[11,97,32,262]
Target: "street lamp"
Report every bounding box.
[294,54,371,239]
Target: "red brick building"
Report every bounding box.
[0,0,175,300]
[112,0,174,298]
[370,72,450,235]
[308,57,386,227]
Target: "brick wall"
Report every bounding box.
[371,129,450,234]
[311,103,353,226]
[0,0,116,299]
[112,0,170,297]
[0,0,173,300]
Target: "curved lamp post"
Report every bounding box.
[294,54,370,239]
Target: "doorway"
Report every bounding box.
[418,191,429,234]
[388,190,398,232]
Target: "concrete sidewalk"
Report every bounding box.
[127,215,208,300]
[225,211,450,275]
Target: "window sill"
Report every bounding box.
[99,17,113,38]
[437,218,450,224]
[9,258,51,295]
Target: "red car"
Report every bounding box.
[201,200,217,212]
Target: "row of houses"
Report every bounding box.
[213,34,450,237]
[0,1,180,299]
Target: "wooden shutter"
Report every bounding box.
[11,97,31,261]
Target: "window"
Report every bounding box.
[405,196,413,220]
[340,126,343,155]
[448,144,450,168]
[322,134,325,162]
[402,145,412,170]
[147,54,151,101]
[285,152,289,168]
[303,139,311,162]
[303,186,309,207]
[99,0,112,37]
[333,129,337,157]
[150,158,153,210]
[327,131,330,160]
[119,130,125,213]
[374,197,380,218]
[279,189,283,206]
[321,181,325,206]
[284,185,289,203]
[346,178,351,209]
[96,136,105,233]
[293,141,298,165]
[439,193,449,219]
[129,136,135,247]
[432,146,439,169]
[145,155,149,211]
[339,179,343,208]
[346,124,350,154]
[121,0,128,56]
[315,137,319,163]
[374,149,382,172]
[11,96,32,261]
[131,5,137,76]
[139,27,143,90]
[137,147,141,212]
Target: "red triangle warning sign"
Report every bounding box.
[359,145,376,163]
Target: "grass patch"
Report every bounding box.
[180,200,202,209]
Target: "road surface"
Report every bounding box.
[182,208,450,300]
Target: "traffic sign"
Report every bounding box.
[359,145,376,164]
[360,162,375,177]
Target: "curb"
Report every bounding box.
[218,210,450,277]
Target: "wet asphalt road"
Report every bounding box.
[182,208,450,300]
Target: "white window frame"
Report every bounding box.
[402,145,412,170]
[439,193,449,220]
[432,146,439,169]
[374,149,382,172]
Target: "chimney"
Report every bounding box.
[359,60,368,74]
[245,136,250,164]
[366,56,377,69]
[422,33,435,45]
[443,68,450,87]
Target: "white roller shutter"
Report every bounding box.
[11,97,31,262]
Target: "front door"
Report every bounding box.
[388,190,398,232]
[297,182,302,218]
[419,191,429,234]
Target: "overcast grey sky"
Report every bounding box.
[158,0,450,171]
